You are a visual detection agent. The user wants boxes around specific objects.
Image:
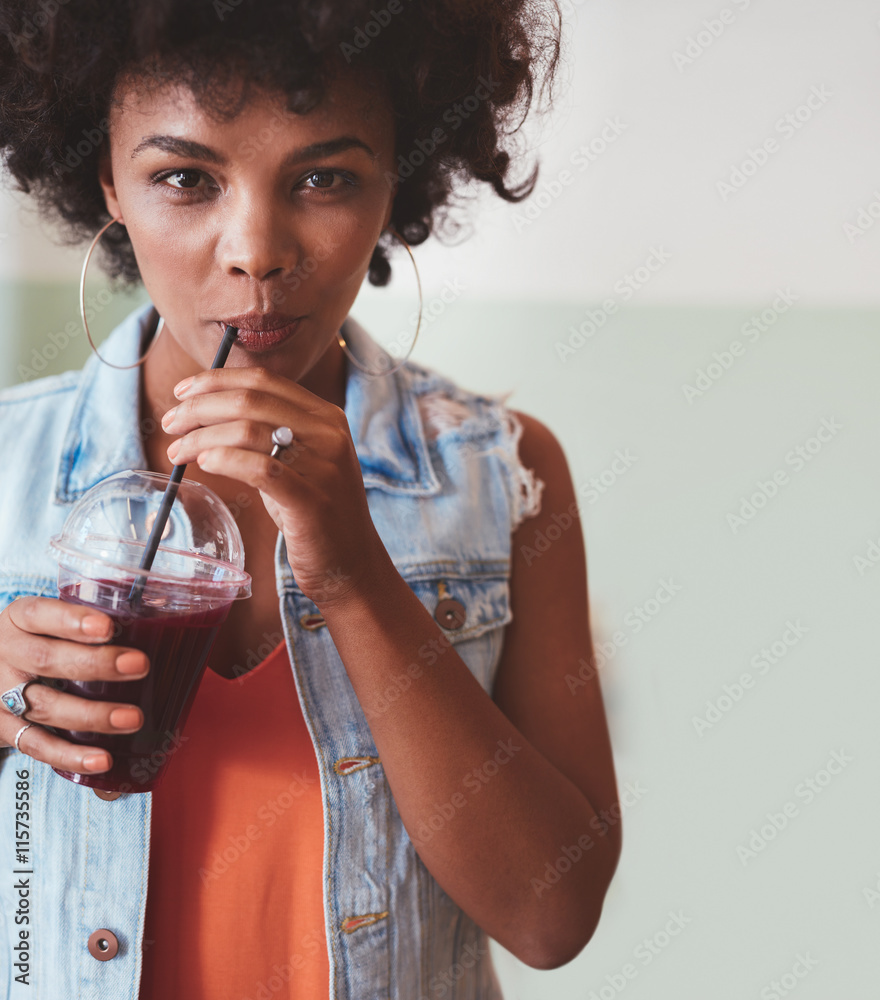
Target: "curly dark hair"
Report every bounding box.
[0,0,561,288]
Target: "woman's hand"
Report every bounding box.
[163,367,387,607]
[0,597,147,770]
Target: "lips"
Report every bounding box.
[218,311,301,333]
[215,313,303,352]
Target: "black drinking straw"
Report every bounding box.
[127,325,239,608]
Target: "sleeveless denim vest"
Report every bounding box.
[0,301,543,999]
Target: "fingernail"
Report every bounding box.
[167,440,180,461]
[174,377,194,399]
[83,753,110,771]
[116,652,148,675]
[161,407,177,430]
[82,614,110,638]
[110,708,141,730]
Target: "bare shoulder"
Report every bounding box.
[508,409,570,483]
[505,407,575,524]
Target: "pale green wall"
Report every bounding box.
[0,280,149,388]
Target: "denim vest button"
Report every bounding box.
[93,788,122,801]
[434,598,466,630]
[87,929,119,960]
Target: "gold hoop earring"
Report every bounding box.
[80,217,164,370]
[336,228,422,378]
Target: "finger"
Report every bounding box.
[162,386,332,438]
[167,419,309,467]
[12,682,144,735]
[5,595,116,644]
[3,721,114,775]
[196,443,338,492]
[2,629,149,683]
[172,366,331,412]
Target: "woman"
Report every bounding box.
[0,1,621,997]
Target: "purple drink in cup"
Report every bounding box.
[46,470,252,792]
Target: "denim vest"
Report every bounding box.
[0,301,543,999]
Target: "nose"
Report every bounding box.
[217,198,300,282]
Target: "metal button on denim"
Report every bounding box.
[434,598,466,629]
[88,929,119,960]
[94,788,122,801]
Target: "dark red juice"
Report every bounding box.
[51,580,232,792]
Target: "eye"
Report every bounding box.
[302,169,350,191]
[153,169,208,194]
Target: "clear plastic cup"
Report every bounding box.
[46,470,252,792]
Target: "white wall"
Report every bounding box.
[403,0,880,305]
[2,0,880,303]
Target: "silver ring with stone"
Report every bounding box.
[269,426,294,459]
[14,722,36,753]
[2,678,42,718]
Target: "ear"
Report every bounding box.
[97,150,124,224]
[382,192,396,233]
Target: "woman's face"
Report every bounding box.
[97,64,397,399]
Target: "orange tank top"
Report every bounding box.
[139,640,330,999]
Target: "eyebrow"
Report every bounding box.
[130,134,377,164]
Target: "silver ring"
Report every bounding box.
[14,722,35,753]
[2,678,42,718]
[269,426,294,460]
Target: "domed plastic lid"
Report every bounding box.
[48,470,252,601]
